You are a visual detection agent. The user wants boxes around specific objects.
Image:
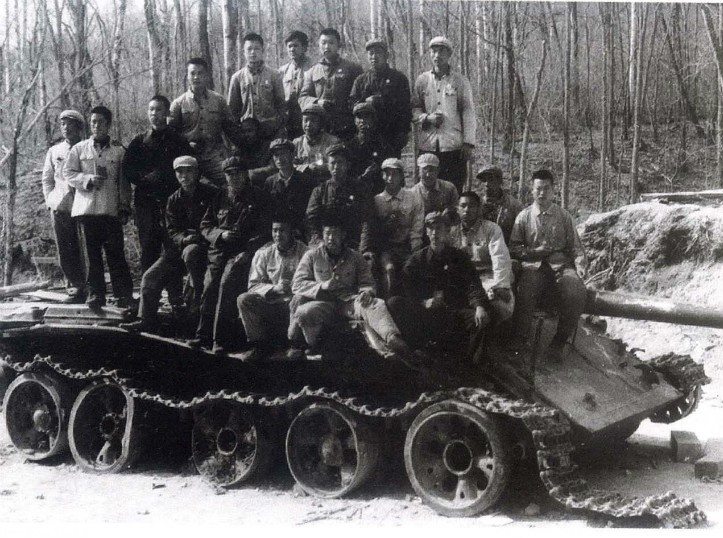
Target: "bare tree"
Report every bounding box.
[630,4,649,203]
[198,0,213,89]
[519,36,548,194]
[561,2,572,209]
[701,3,723,185]
[223,0,238,89]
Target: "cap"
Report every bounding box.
[269,138,294,153]
[59,109,84,125]
[428,36,453,53]
[173,155,198,170]
[301,103,325,117]
[365,38,388,53]
[381,158,403,171]
[416,153,440,168]
[325,143,348,159]
[222,156,243,172]
[424,211,452,228]
[476,167,503,182]
[352,102,376,117]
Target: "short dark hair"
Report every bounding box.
[531,169,554,184]
[320,28,341,43]
[321,210,346,230]
[240,117,261,129]
[271,210,293,226]
[285,30,309,48]
[90,105,112,123]
[243,32,264,47]
[459,191,481,206]
[149,95,171,110]
[477,167,503,183]
[187,57,209,71]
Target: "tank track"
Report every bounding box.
[3,352,707,529]
[648,353,711,394]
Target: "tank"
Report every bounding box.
[0,287,714,528]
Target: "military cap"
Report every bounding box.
[301,103,326,116]
[269,138,295,153]
[222,156,244,172]
[173,155,199,170]
[428,36,453,53]
[476,167,503,183]
[365,38,388,53]
[352,102,376,117]
[424,210,452,228]
[325,143,348,159]
[381,158,403,171]
[416,153,440,168]
[59,109,85,125]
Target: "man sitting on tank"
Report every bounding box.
[387,211,491,364]
[292,103,339,183]
[509,169,588,362]
[236,212,308,361]
[344,102,395,195]
[450,191,514,324]
[287,212,414,362]
[476,167,524,246]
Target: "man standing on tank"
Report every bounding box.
[349,38,411,158]
[279,31,313,140]
[41,109,86,303]
[298,28,363,141]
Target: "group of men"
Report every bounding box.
[41,27,588,366]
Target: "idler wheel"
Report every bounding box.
[286,402,379,498]
[191,401,272,487]
[651,385,702,424]
[404,400,511,517]
[68,380,140,473]
[3,373,72,460]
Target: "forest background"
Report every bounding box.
[2,0,723,285]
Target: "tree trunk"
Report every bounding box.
[173,0,187,91]
[144,0,163,94]
[223,0,238,91]
[701,4,723,185]
[112,0,127,141]
[519,38,548,196]
[561,2,572,209]
[198,0,213,89]
[630,4,648,203]
[370,0,377,37]
[599,2,610,211]
[237,0,250,70]
[489,2,502,165]
[68,0,97,115]
[503,2,514,151]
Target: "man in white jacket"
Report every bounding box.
[63,105,133,308]
[41,109,86,302]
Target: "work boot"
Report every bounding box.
[286,347,305,360]
[86,294,106,308]
[64,286,86,304]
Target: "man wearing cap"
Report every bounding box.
[64,105,134,308]
[170,58,241,186]
[190,156,272,353]
[120,156,217,333]
[412,36,476,194]
[388,211,490,359]
[232,117,274,181]
[305,144,373,254]
[371,158,424,298]
[349,38,412,157]
[279,30,313,140]
[451,191,514,323]
[345,102,395,195]
[41,109,86,302]
[409,153,460,216]
[298,28,363,141]
[123,95,193,278]
[510,170,588,362]
[228,33,287,144]
[237,213,308,361]
[292,103,339,182]
[477,167,524,245]
[264,138,317,239]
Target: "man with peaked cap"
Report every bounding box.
[409,153,460,216]
[292,102,340,182]
[41,109,86,302]
[412,36,476,194]
[349,38,412,157]
[476,167,524,245]
[279,30,313,139]
[345,102,395,195]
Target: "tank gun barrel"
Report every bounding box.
[585,289,723,329]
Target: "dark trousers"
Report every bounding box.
[135,197,164,273]
[431,149,467,194]
[51,210,85,291]
[76,215,133,303]
[196,250,250,347]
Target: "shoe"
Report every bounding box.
[386,335,413,358]
[115,296,137,310]
[547,339,566,363]
[286,347,305,360]
[239,346,269,363]
[64,287,86,304]
[86,295,106,308]
[187,337,210,350]
[211,343,227,355]
[119,319,158,333]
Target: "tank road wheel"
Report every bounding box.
[3,373,73,460]
[404,400,511,517]
[286,402,380,498]
[191,401,272,487]
[68,380,141,473]
[651,385,703,424]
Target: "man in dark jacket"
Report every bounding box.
[345,102,395,195]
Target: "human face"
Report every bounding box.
[244,40,264,65]
[302,114,321,137]
[327,154,347,181]
[286,39,307,62]
[354,114,374,137]
[59,118,82,142]
[419,165,439,189]
[430,45,451,71]
[458,196,480,224]
[187,63,208,93]
[319,34,340,61]
[367,47,387,70]
[322,225,344,254]
[89,113,110,139]
[175,166,199,193]
[272,222,292,250]
[480,179,503,203]
[239,121,258,144]
[531,178,554,210]
[272,148,294,171]
[383,168,403,196]
[148,99,169,130]
[426,222,450,253]
[224,169,247,190]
